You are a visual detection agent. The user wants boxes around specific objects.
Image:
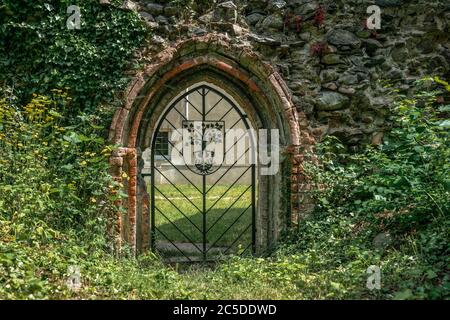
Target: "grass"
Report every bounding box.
[152,184,254,259]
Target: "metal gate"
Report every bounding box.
[150,85,256,262]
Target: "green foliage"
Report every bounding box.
[0,0,146,112]
[0,0,145,243]
[0,93,123,299]
[1,79,448,300]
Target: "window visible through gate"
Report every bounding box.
[147,84,257,262]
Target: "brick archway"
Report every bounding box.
[109,34,311,254]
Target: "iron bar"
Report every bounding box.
[223,223,253,255]
[154,226,193,262]
[154,167,202,213]
[206,188,251,234]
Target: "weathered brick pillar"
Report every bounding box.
[136,150,150,254]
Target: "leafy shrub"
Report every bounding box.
[0,0,147,300]
[0,0,145,244]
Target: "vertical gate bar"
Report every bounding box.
[150,146,156,252]
[202,87,207,261]
[252,164,256,254]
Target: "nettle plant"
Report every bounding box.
[309,77,449,224]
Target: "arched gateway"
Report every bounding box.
[109,34,309,259]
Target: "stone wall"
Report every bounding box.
[125,0,449,147]
[108,0,449,251]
